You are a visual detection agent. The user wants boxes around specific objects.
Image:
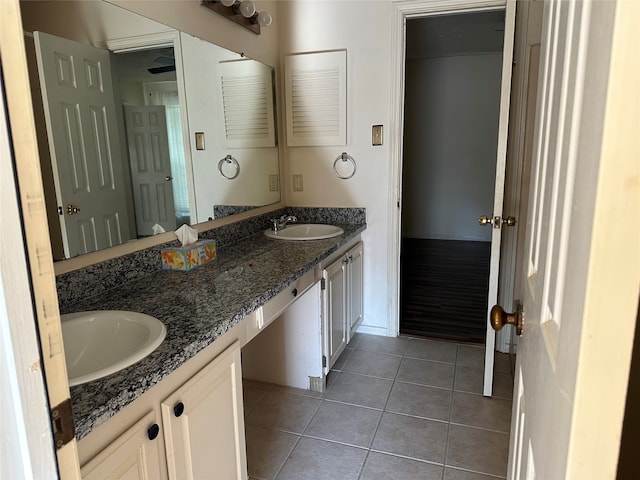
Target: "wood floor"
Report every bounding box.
[400,238,491,344]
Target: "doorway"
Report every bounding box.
[399,11,505,344]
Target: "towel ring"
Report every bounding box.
[333,152,357,180]
[218,155,240,179]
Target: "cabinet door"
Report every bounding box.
[81,411,165,480]
[161,342,247,480]
[347,242,364,340]
[323,257,347,372]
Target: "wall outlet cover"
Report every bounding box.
[292,174,303,191]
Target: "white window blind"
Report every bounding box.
[284,50,347,146]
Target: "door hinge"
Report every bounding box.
[322,355,327,368]
[51,398,75,450]
[320,278,326,290]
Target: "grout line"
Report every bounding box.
[367,448,446,467]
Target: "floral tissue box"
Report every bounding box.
[161,240,217,271]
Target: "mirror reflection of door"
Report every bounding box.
[123,105,176,235]
[115,48,191,235]
[33,31,132,258]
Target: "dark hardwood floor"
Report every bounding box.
[400,238,490,344]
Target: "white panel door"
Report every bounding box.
[481,0,517,396]
[507,0,639,478]
[124,105,176,236]
[33,31,131,258]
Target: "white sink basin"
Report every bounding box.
[61,310,166,386]
[264,224,344,241]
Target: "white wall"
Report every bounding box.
[278,1,395,335]
[402,54,502,242]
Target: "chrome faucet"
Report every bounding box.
[270,215,297,232]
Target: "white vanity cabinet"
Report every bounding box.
[78,340,247,480]
[321,241,364,372]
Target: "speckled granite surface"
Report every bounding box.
[65,222,365,440]
[56,207,365,308]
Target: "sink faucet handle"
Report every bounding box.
[270,218,280,232]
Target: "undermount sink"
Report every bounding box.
[264,224,344,241]
[61,310,166,386]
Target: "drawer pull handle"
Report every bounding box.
[147,423,160,441]
[174,402,185,417]
[292,288,298,297]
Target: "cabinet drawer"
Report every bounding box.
[262,268,315,323]
[246,269,315,343]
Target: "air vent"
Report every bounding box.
[284,50,347,146]
[217,61,275,148]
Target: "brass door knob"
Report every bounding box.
[504,216,517,226]
[490,304,523,336]
[479,215,493,226]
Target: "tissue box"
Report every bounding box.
[161,240,217,271]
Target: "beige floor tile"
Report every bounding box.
[450,391,511,433]
[372,412,448,463]
[245,424,299,480]
[494,352,512,373]
[456,345,485,368]
[244,383,270,415]
[325,372,393,410]
[343,349,402,379]
[332,347,353,371]
[361,452,444,480]
[270,384,325,398]
[276,437,367,480]
[353,333,409,356]
[405,338,458,363]
[305,401,382,447]
[385,381,452,421]
[397,357,455,389]
[454,365,513,399]
[446,424,509,477]
[245,390,322,434]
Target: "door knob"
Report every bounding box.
[165,176,172,181]
[66,204,80,215]
[490,304,523,336]
[479,215,494,226]
[503,216,517,226]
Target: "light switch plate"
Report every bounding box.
[292,174,303,192]
[372,125,383,146]
[269,174,279,191]
[195,132,205,150]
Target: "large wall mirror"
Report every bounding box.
[20,0,280,262]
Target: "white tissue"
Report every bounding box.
[175,224,198,246]
[152,223,166,235]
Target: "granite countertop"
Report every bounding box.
[66,224,365,440]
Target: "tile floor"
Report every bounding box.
[243,333,513,480]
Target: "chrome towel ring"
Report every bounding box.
[333,152,356,179]
[218,155,240,179]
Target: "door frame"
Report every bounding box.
[388,0,519,358]
[104,31,198,228]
